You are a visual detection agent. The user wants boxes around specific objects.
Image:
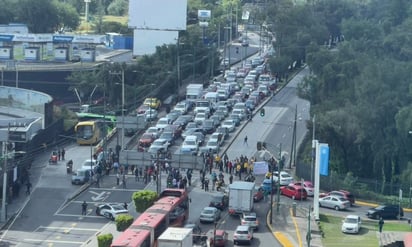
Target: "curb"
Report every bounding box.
[266,205,295,247]
[356,200,412,213]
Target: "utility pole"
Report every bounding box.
[289,105,297,169]
[311,115,316,183]
[1,125,9,222]
[276,143,282,214]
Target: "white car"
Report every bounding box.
[199,207,221,223]
[155,117,171,130]
[194,112,208,124]
[148,139,170,154]
[174,101,189,114]
[145,126,161,138]
[142,108,158,122]
[180,135,199,155]
[341,215,361,234]
[221,119,236,132]
[272,171,293,186]
[232,109,246,120]
[96,203,128,220]
[200,139,220,154]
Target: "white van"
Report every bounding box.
[204,92,219,104]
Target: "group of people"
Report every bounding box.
[166,168,192,189]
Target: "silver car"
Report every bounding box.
[199,207,221,223]
[319,195,350,211]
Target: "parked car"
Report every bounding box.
[200,207,221,223]
[342,215,362,234]
[233,225,253,245]
[280,185,307,200]
[254,186,264,202]
[291,181,314,196]
[326,190,355,206]
[366,204,404,219]
[319,195,351,211]
[272,171,294,186]
[96,203,128,220]
[209,194,229,210]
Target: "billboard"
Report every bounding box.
[133,29,178,56]
[129,0,188,31]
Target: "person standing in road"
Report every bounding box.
[58,149,61,161]
[122,174,127,189]
[379,217,384,233]
[26,181,32,195]
[229,174,233,184]
[135,168,139,182]
[116,173,120,185]
[81,201,88,215]
[243,136,248,146]
[61,148,66,160]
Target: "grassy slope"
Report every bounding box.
[320,214,411,247]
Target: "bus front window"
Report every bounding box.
[78,125,93,139]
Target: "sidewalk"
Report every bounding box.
[268,203,323,247]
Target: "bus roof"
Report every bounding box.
[159,188,187,198]
[146,203,174,213]
[111,229,150,247]
[75,121,96,126]
[131,212,167,229]
[154,196,182,207]
[76,112,116,121]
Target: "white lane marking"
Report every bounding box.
[24,238,84,244]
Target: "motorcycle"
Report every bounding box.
[66,160,73,174]
[215,179,225,191]
[244,174,255,182]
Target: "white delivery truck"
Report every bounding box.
[158,227,193,247]
[228,181,255,216]
[186,84,204,103]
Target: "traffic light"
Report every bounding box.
[260,108,265,117]
[236,47,239,54]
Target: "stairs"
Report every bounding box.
[377,231,405,247]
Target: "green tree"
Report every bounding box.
[107,0,128,16]
[132,190,158,213]
[16,0,59,33]
[53,0,81,32]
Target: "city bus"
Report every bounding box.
[154,196,188,227]
[110,229,151,247]
[75,113,117,145]
[75,120,108,145]
[76,112,117,132]
[130,212,168,246]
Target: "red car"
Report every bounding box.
[253,186,264,202]
[280,184,307,200]
[138,133,155,147]
[208,229,228,247]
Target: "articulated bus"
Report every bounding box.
[111,188,189,247]
[111,229,151,247]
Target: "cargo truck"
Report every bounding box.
[186,84,204,103]
[228,181,255,215]
[158,227,193,247]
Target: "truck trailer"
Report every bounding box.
[158,227,193,247]
[228,181,255,215]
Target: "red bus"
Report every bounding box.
[111,229,151,247]
[130,212,168,246]
[154,196,188,227]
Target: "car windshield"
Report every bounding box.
[185,141,196,146]
[244,217,256,221]
[112,205,124,210]
[211,196,223,202]
[345,218,358,223]
[208,141,218,146]
[338,197,347,202]
[236,230,249,234]
[203,209,214,214]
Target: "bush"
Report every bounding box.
[116,214,134,232]
[132,190,158,213]
[97,233,113,247]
